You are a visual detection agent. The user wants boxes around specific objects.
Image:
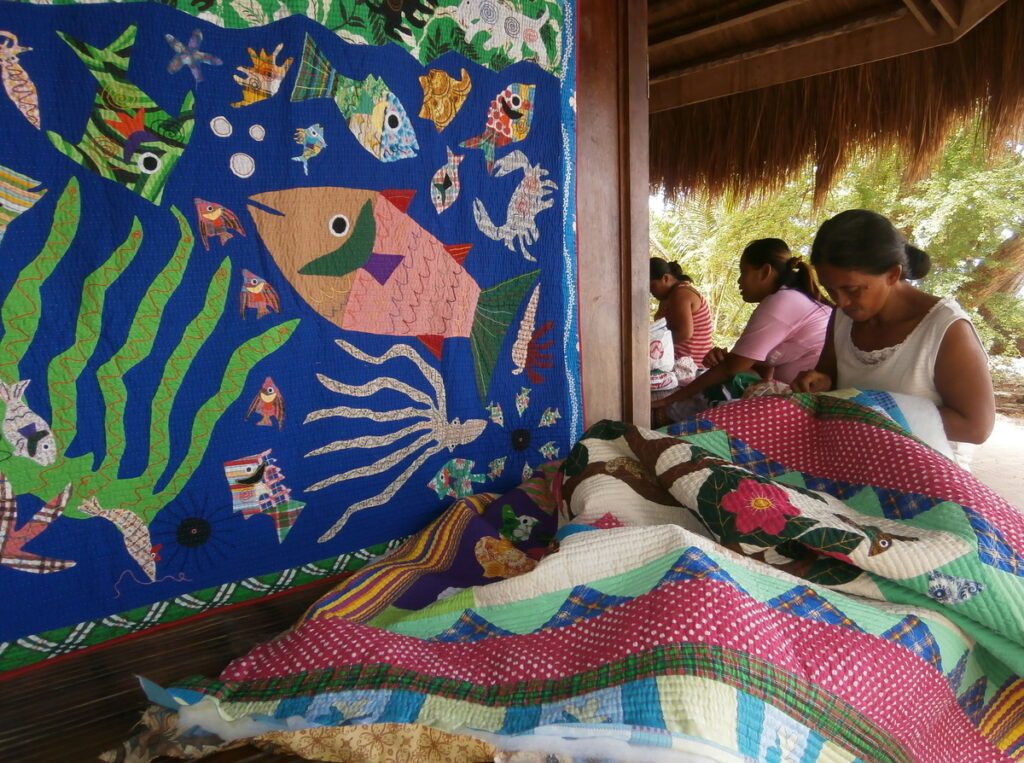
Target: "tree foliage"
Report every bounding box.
[651,122,1024,352]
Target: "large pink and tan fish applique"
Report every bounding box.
[247,187,537,399]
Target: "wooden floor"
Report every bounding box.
[0,578,344,762]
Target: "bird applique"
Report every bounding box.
[194,198,245,250]
[1,475,76,573]
[836,513,920,556]
[246,377,285,429]
[499,503,539,543]
[239,269,281,319]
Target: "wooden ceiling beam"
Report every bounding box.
[929,0,962,28]
[649,0,770,33]
[649,0,1008,113]
[649,0,818,52]
[958,0,1009,32]
[902,0,941,34]
[652,6,909,83]
[651,14,943,111]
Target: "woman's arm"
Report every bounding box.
[791,312,837,393]
[652,352,758,408]
[663,290,695,343]
[933,320,995,444]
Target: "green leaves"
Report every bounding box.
[561,443,589,479]
[803,559,863,587]
[584,420,629,441]
[797,527,865,557]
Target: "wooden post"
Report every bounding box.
[577,0,650,427]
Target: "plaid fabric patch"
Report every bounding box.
[946,651,970,694]
[801,475,858,500]
[665,417,715,436]
[766,586,862,632]
[660,547,744,592]
[541,586,631,629]
[881,616,942,670]
[959,676,988,723]
[431,611,515,643]
[728,438,788,477]
[872,487,939,520]
[964,508,1024,577]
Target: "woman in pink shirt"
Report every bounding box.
[653,238,832,417]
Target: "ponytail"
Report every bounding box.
[650,256,692,283]
[742,238,829,304]
[779,256,829,304]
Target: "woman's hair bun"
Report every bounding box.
[904,244,931,280]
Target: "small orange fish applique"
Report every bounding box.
[246,376,285,429]
[239,269,281,319]
[194,198,245,251]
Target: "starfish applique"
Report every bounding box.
[0,474,76,574]
[165,30,222,83]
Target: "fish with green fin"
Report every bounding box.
[46,26,195,205]
[247,186,537,400]
[290,33,417,163]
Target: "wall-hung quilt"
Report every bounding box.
[0,0,579,672]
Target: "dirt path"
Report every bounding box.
[972,415,1024,510]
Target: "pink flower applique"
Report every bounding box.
[721,478,799,536]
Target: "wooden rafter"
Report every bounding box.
[649,0,818,52]
[930,0,962,27]
[652,6,909,83]
[902,0,941,33]
[649,0,1009,112]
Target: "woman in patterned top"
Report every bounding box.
[649,257,714,368]
[792,209,994,446]
[653,238,832,420]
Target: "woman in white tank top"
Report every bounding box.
[792,210,994,447]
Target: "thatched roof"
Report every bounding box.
[650,0,1024,205]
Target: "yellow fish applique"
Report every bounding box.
[419,67,472,132]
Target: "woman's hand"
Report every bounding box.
[791,370,833,393]
[703,347,729,368]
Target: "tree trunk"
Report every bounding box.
[958,234,1024,354]
[960,234,1024,309]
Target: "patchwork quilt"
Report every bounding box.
[122,392,1024,762]
[0,0,578,669]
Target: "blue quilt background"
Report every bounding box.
[0,0,578,659]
